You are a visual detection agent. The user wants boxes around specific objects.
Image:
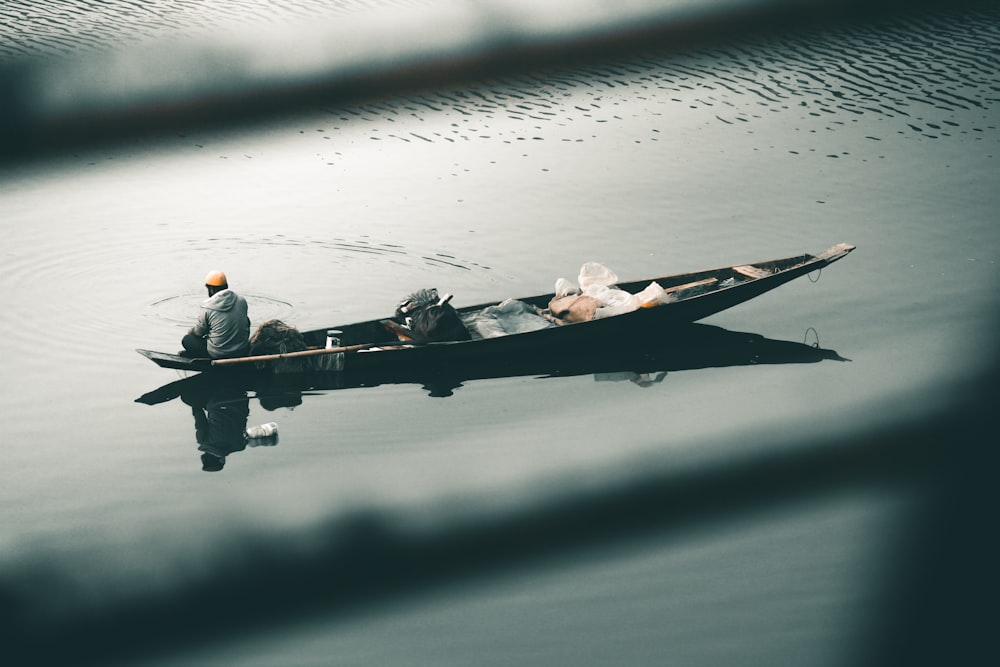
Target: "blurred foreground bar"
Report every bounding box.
[0,0,987,161]
[2,360,997,665]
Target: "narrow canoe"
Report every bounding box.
[136,243,855,374]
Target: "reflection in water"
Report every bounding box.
[595,370,669,387]
[176,379,281,472]
[137,323,847,474]
[180,382,252,472]
[139,321,847,411]
[113,327,1000,667]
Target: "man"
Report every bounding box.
[181,270,251,359]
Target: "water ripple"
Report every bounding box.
[0,0,438,60]
[144,293,296,329]
[305,5,999,150]
[4,2,997,153]
[1,225,496,366]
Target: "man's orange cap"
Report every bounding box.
[205,270,228,287]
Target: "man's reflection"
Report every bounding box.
[182,383,250,472]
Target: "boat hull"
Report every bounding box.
[137,243,855,375]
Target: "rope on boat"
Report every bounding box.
[804,327,820,348]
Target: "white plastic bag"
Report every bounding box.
[590,285,640,319]
[577,262,618,291]
[554,277,580,297]
[634,281,674,308]
[461,299,554,338]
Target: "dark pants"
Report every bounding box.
[181,333,209,358]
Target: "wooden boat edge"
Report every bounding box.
[136,243,855,372]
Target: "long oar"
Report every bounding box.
[210,342,393,367]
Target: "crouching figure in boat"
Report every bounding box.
[181,270,251,359]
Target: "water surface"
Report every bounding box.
[1,1,998,664]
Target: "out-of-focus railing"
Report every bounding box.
[1,360,997,666]
[0,0,986,162]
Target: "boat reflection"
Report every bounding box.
[138,323,848,407]
[137,324,846,471]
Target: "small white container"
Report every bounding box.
[246,422,278,439]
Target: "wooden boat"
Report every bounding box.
[137,243,855,374]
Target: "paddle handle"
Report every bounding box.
[211,342,381,366]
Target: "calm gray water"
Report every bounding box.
[1,1,998,665]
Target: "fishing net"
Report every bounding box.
[394,288,471,342]
[249,319,308,356]
[395,288,440,319]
